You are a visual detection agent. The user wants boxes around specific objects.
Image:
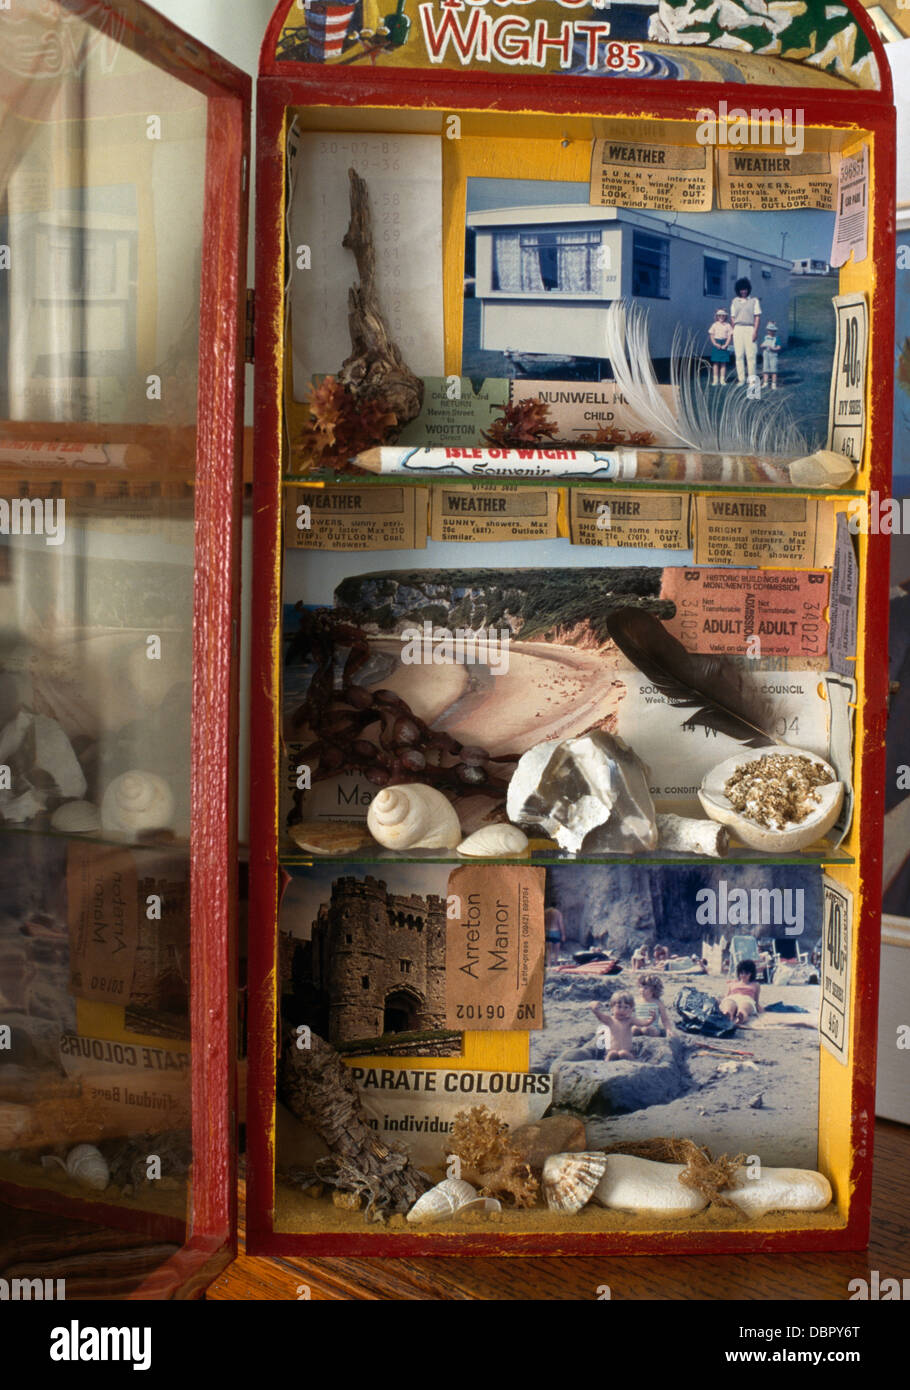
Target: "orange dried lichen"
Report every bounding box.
[575,425,657,447]
[447,1106,539,1209]
[296,375,398,472]
[483,398,559,447]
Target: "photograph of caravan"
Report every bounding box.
[463,178,838,444]
[531,864,823,1167]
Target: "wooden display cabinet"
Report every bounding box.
[0,0,896,1294]
[247,0,895,1257]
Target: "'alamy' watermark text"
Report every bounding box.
[0,497,65,546]
[400,622,511,675]
[696,101,805,157]
[695,881,804,936]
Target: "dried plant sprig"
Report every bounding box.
[483,398,559,446]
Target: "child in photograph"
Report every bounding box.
[590,992,639,1060]
[632,973,674,1036]
[761,321,782,390]
[719,958,763,1025]
[707,308,733,385]
[630,943,650,971]
[730,277,762,384]
[554,992,641,1065]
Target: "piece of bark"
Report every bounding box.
[339,168,423,429]
[280,1031,431,1219]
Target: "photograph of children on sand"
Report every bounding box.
[278,864,464,1059]
[533,864,823,1168]
[463,177,838,448]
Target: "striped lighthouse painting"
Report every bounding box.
[305,0,357,60]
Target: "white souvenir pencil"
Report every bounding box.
[353,446,640,479]
[351,445,855,488]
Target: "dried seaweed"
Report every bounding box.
[576,425,657,447]
[483,398,559,446]
[296,375,398,472]
[447,1106,539,1209]
[601,1136,746,1210]
[280,1031,431,1220]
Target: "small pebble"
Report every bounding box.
[748,1093,764,1109]
[332,1190,361,1210]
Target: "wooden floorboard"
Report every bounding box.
[207,1118,910,1301]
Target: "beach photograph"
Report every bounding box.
[531,864,823,1167]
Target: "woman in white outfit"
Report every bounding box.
[730,277,761,384]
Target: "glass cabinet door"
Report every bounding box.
[0,0,249,1298]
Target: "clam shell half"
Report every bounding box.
[698,749,843,853]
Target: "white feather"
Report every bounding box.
[604,302,815,458]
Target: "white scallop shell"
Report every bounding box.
[698,749,843,852]
[367,784,461,851]
[50,800,102,835]
[457,824,529,858]
[101,771,175,837]
[407,1177,487,1225]
[42,1143,110,1192]
[542,1151,609,1214]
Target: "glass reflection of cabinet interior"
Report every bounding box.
[0,0,248,1298]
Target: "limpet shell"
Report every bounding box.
[41,1143,110,1192]
[698,749,843,852]
[542,1151,608,1214]
[288,820,374,855]
[50,800,101,835]
[457,824,529,858]
[407,1177,499,1225]
[367,783,461,851]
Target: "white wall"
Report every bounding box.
[887,38,910,210]
[144,0,276,75]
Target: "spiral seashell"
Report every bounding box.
[367,783,461,851]
[101,770,175,837]
[407,1177,498,1225]
[50,800,102,835]
[41,1143,110,1192]
[542,1152,609,1214]
[457,824,529,858]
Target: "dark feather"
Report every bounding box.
[606,609,776,749]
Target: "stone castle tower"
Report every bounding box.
[308,876,446,1045]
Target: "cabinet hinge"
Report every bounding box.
[245,289,255,364]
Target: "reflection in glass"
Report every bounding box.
[0,0,210,1295]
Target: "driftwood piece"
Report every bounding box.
[339,168,424,429]
[280,1031,431,1220]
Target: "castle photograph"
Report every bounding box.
[279,867,462,1057]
